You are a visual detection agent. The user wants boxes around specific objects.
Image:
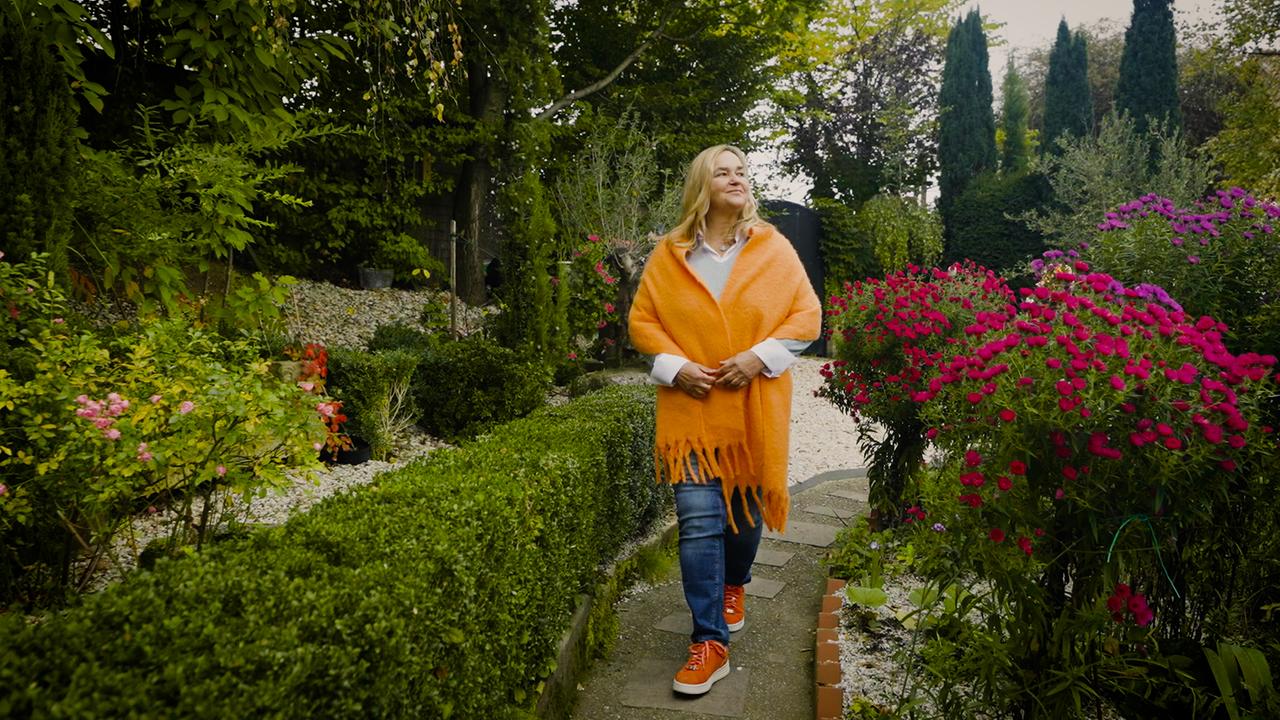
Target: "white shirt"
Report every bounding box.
[649,230,812,386]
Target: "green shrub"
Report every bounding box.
[0,253,326,607]
[946,170,1052,275]
[0,385,665,719]
[814,197,877,297]
[366,322,438,355]
[327,348,421,461]
[415,336,550,440]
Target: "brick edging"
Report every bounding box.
[816,577,846,720]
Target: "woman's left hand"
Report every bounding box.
[714,351,765,389]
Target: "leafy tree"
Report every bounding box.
[938,10,996,226]
[1116,0,1182,135]
[1000,60,1030,173]
[0,15,78,272]
[1021,112,1214,251]
[1205,58,1280,199]
[553,0,817,177]
[775,0,959,205]
[1043,20,1092,154]
[1222,0,1280,55]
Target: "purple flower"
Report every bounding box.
[1188,255,1201,264]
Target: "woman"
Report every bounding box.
[629,145,821,696]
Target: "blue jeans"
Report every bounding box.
[674,467,764,646]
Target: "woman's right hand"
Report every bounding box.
[674,362,717,399]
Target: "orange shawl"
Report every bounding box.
[629,224,821,532]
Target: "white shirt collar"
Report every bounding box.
[692,228,749,258]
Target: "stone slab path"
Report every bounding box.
[570,470,871,720]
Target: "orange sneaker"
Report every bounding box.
[724,584,746,632]
[672,640,730,695]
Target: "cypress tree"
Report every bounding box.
[1043,20,1093,154]
[938,10,997,220]
[1116,0,1181,135]
[0,17,78,271]
[1000,60,1030,173]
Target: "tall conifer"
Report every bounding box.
[1000,60,1030,173]
[938,10,996,219]
[1116,0,1181,134]
[0,18,77,272]
[1043,20,1092,154]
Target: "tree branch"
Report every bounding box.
[535,2,679,121]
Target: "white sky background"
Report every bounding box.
[751,0,1226,203]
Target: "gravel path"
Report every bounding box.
[787,356,865,484]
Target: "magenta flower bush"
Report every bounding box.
[1073,187,1280,358]
[819,261,1014,519]
[910,260,1279,710]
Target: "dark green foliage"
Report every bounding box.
[938,10,997,222]
[1116,0,1182,135]
[0,18,77,272]
[0,385,666,719]
[1000,62,1031,174]
[946,172,1052,274]
[1043,21,1094,154]
[413,336,551,440]
[326,348,421,461]
[494,160,557,357]
[366,322,438,356]
[813,198,878,297]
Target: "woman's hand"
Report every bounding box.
[674,362,718,399]
[715,351,765,389]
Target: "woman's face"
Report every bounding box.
[708,150,750,214]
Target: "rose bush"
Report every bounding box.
[908,261,1280,713]
[0,251,326,606]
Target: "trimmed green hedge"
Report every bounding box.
[0,385,664,719]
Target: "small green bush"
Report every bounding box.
[327,348,421,461]
[415,335,550,440]
[0,385,664,719]
[366,322,438,355]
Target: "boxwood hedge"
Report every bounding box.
[0,384,663,719]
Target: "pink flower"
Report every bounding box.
[1110,375,1125,390]
[997,476,1013,492]
[988,528,1006,543]
[567,351,578,360]
[179,400,195,414]
[1055,488,1066,500]
[0,483,7,496]
[604,302,616,314]
[216,465,227,477]
[150,394,163,404]
[298,382,316,392]
[313,442,324,451]
[52,317,64,324]
[998,408,1017,422]
[103,428,121,441]
[1009,460,1026,475]
[1017,536,1033,556]
[964,450,982,467]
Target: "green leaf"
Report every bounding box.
[844,585,887,607]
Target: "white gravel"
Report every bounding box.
[787,356,866,484]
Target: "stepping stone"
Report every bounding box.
[654,612,692,636]
[621,657,750,716]
[752,548,794,567]
[804,505,857,521]
[745,577,786,599]
[763,521,840,547]
[825,488,869,502]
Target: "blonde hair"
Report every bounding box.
[667,145,770,249]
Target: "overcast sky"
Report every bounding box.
[754,0,1226,202]
[967,0,1224,80]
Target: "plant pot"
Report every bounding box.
[323,437,372,465]
[358,267,394,290]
